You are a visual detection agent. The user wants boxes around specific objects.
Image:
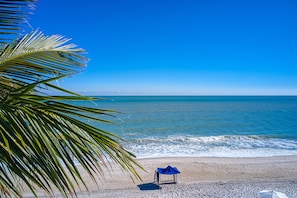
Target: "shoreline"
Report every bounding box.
[23,155,297,197]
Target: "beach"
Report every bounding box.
[23,155,297,197]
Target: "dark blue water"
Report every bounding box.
[74,96,297,158]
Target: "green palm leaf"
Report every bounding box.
[0,78,143,197]
[0,0,36,45]
[0,30,88,89]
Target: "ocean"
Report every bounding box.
[76,96,297,158]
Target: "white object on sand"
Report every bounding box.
[259,190,288,198]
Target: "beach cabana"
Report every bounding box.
[154,165,180,184]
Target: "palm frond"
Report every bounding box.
[0,79,143,197]
[0,30,88,86]
[0,0,36,45]
[0,30,89,100]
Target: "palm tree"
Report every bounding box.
[0,1,142,197]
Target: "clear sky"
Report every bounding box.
[29,0,297,95]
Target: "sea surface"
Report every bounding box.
[73,96,297,158]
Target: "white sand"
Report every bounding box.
[23,156,297,197]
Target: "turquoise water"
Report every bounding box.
[75,96,297,158]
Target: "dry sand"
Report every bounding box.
[23,155,297,197]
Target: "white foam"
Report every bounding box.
[123,135,297,158]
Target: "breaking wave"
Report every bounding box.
[123,135,297,158]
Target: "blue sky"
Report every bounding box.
[30,0,297,95]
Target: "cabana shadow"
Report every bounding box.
[137,183,162,190]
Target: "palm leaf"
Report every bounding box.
[0,30,88,100]
[0,30,88,86]
[0,0,36,45]
[0,79,143,197]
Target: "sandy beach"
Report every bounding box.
[22,155,297,197]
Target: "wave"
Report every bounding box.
[122,135,297,158]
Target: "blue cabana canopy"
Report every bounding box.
[155,165,181,184]
[157,166,180,175]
